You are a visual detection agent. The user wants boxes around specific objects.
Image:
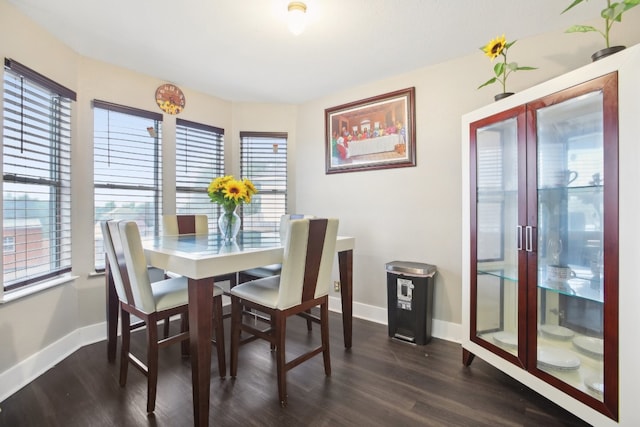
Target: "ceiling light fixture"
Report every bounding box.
[287,1,307,36]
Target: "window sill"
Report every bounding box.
[1,275,78,305]
[88,270,105,278]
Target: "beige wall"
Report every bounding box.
[1,0,640,377]
[295,10,640,325]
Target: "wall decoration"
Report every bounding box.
[155,83,185,115]
[325,87,416,174]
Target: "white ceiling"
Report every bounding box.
[8,0,604,104]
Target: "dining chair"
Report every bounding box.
[103,220,173,362]
[162,214,238,291]
[162,213,238,329]
[237,214,314,283]
[238,214,316,330]
[229,218,338,406]
[103,220,226,413]
[162,213,208,235]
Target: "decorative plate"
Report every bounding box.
[584,375,604,395]
[539,324,574,340]
[493,331,518,349]
[537,347,581,370]
[572,336,604,358]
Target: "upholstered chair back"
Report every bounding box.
[162,214,208,235]
[116,220,157,314]
[101,220,129,303]
[278,214,316,242]
[276,218,338,310]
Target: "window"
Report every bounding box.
[175,118,225,228]
[239,132,287,233]
[2,59,75,291]
[93,101,162,269]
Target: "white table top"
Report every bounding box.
[142,232,355,280]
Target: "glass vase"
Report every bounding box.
[218,205,241,242]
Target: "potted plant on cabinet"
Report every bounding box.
[562,0,640,61]
[477,34,537,101]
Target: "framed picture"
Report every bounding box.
[325,87,416,174]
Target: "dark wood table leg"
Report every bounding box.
[106,260,118,363]
[338,250,353,349]
[188,277,214,427]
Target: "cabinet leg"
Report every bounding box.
[462,348,475,366]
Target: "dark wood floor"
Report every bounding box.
[0,312,591,427]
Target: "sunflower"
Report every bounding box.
[482,34,506,60]
[243,178,257,196]
[208,175,257,208]
[208,175,231,193]
[478,34,536,95]
[223,179,247,203]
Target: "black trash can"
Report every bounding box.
[386,261,437,345]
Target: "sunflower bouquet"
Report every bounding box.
[207,175,257,211]
[208,175,258,240]
[478,35,537,95]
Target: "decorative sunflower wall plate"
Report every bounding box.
[155,83,185,115]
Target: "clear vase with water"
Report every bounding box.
[218,205,240,242]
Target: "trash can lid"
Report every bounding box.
[385,261,437,277]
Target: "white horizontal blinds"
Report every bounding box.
[175,118,224,229]
[2,59,75,291]
[476,122,507,192]
[239,132,287,234]
[476,121,508,262]
[93,100,162,269]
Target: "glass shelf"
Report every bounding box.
[538,185,603,193]
[477,262,604,303]
[538,278,603,303]
[538,265,603,303]
[477,263,518,282]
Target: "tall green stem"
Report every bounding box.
[605,0,612,47]
[501,52,507,93]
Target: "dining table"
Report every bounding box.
[105,230,355,427]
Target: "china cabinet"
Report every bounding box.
[461,44,640,426]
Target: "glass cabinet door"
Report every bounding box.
[470,107,526,365]
[530,73,618,417]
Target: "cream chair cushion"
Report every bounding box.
[231,218,338,310]
[229,275,280,309]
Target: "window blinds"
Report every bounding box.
[93,100,162,269]
[175,118,225,229]
[239,132,287,233]
[2,59,75,291]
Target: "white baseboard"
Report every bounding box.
[328,295,462,343]
[0,299,461,404]
[0,322,105,403]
